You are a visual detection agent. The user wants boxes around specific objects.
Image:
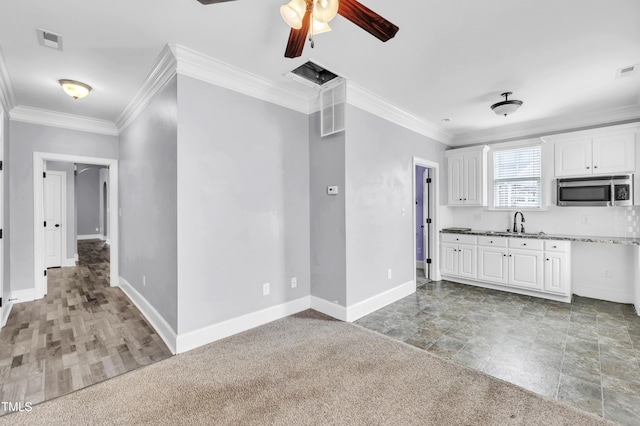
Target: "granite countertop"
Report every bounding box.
[440,228,640,246]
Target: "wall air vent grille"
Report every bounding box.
[321,79,346,137]
[616,64,638,78]
[37,28,63,51]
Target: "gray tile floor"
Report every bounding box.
[355,271,640,425]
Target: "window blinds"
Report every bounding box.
[493,145,542,208]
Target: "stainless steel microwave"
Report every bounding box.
[557,175,634,206]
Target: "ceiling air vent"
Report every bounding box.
[37,28,63,51]
[287,61,339,88]
[616,64,638,78]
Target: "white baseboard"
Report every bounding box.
[442,275,572,304]
[2,301,13,327]
[62,258,76,267]
[310,280,416,323]
[310,296,348,321]
[345,280,416,322]
[176,297,311,354]
[75,253,79,262]
[574,286,635,305]
[78,234,102,240]
[118,276,178,355]
[10,288,37,304]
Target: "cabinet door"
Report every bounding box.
[447,155,464,205]
[477,247,508,284]
[458,244,477,279]
[544,252,569,295]
[592,133,635,174]
[508,249,543,290]
[463,152,483,205]
[441,243,459,276]
[554,139,592,177]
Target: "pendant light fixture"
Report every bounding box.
[490,92,523,116]
[59,79,92,100]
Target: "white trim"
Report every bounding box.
[171,44,311,115]
[574,287,634,305]
[62,258,76,267]
[345,280,415,322]
[1,301,11,327]
[77,234,103,240]
[10,105,118,136]
[115,45,177,132]
[442,276,572,304]
[348,83,452,145]
[74,253,79,262]
[9,288,37,304]
[0,47,16,112]
[452,105,640,146]
[413,157,442,285]
[34,153,119,299]
[310,296,348,322]
[175,296,311,354]
[118,276,177,355]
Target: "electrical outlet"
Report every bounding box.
[581,215,590,224]
[473,213,482,221]
[291,277,297,288]
[95,227,99,232]
[263,282,270,296]
[603,269,612,278]
[143,275,146,287]
[388,269,392,279]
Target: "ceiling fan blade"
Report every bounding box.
[338,0,399,42]
[284,10,312,58]
[196,0,237,4]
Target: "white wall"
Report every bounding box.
[176,75,310,335]
[8,121,118,291]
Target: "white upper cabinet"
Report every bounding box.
[552,128,636,177]
[446,145,489,206]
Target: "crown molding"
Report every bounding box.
[452,104,640,146]
[115,44,177,132]
[10,105,118,136]
[170,44,311,115]
[0,47,17,113]
[346,84,453,145]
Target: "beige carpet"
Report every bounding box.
[1,310,613,425]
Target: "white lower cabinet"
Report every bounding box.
[442,234,571,299]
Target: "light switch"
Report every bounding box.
[327,186,339,195]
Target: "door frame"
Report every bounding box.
[34,152,119,299]
[44,170,67,269]
[412,157,441,286]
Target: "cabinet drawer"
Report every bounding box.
[544,240,570,252]
[508,238,544,250]
[478,236,508,247]
[441,233,477,244]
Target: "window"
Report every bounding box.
[493,145,541,208]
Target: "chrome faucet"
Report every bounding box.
[513,211,525,233]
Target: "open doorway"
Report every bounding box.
[34,152,118,299]
[413,158,441,287]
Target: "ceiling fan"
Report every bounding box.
[196,0,399,58]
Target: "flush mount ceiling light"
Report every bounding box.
[58,79,92,100]
[490,92,523,116]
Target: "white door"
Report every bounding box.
[554,139,592,176]
[44,172,63,268]
[458,244,477,279]
[508,249,543,290]
[544,252,569,295]
[478,247,508,284]
[592,133,635,174]
[441,243,458,276]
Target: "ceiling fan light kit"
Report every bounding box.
[490,92,523,116]
[58,79,92,100]
[280,0,308,30]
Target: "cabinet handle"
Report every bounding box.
[509,255,512,257]
[523,243,527,246]
[594,165,598,169]
[586,166,590,170]
[503,254,506,257]
[459,198,462,201]
[490,240,493,243]
[546,258,550,261]
[552,245,557,249]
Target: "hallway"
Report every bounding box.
[0,240,172,414]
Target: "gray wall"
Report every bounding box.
[8,121,118,291]
[309,112,347,305]
[176,75,310,334]
[2,110,9,304]
[76,164,102,236]
[344,105,448,306]
[119,76,178,332]
[45,161,75,261]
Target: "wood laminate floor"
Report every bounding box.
[0,240,172,415]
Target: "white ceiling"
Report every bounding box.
[1,0,639,145]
